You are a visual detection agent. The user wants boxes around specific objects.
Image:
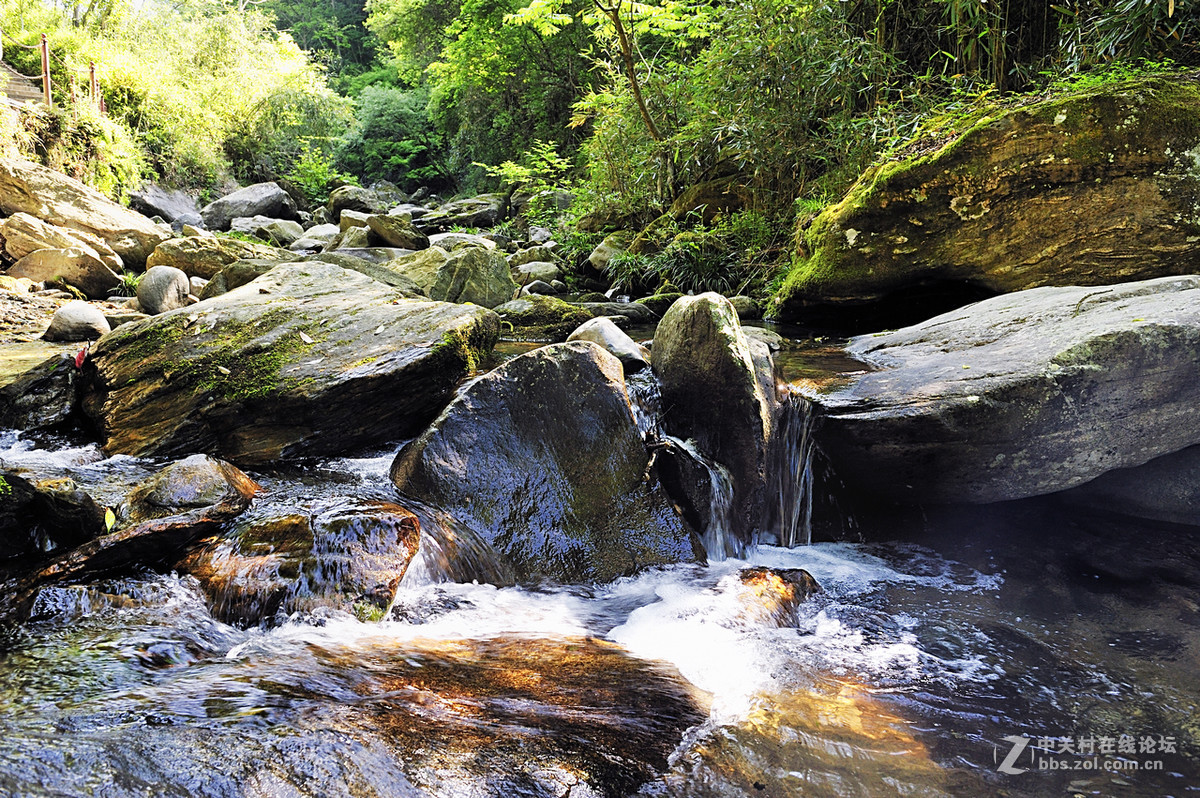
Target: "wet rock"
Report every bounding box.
[810,275,1200,504]
[391,341,702,583]
[430,247,518,308]
[567,316,650,371]
[81,262,500,465]
[201,182,299,231]
[146,236,298,280]
[0,352,80,431]
[44,301,111,341]
[1061,444,1200,526]
[743,326,783,351]
[366,214,429,250]
[136,265,191,315]
[775,74,1200,320]
[8,247,121,299]
[735,566,820,627]
[493,295,594,342]
[652,293,774,541]
[0,157,170,267]
[0,470,106,558]
[178,498,420,625]
[519,279,556,296]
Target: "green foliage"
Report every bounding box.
[335,85,450,189]
[287,141,359,203]
[112,270,142,298]
[605,209,785,297]
[1056,0,1199,71]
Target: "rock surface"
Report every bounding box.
[129,184,202,224]
[201,182,298,231]
[8,247,120,299]
[0,212,123,271]
[652,293,774,542]
[0,158,170,267]
[146,236,298,279]
[367,214,429,250]
[0,352,80,431]
[80,262,500,465]
[136,265,192,315]
[420,193,506,230]
[567,316,650,371]
[775,73,1200,320]
[391,341,701,583]
[0,470,106,559]
[809,276,1200,504]
[430,247,517,308]
[178,498,420,625]
[493,295,593,342]
[44,301,111,341]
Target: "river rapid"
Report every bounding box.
[0,333,1198,797]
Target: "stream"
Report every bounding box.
[1,332,1198,797]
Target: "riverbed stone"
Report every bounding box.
[0,470,107,559]
[44,301,111,341]
[494,295,594,342]
[367,214,429,250]
[146,236,298,280]
[136,265,191,315]
[178,498,420,625]
[0,212,124,272]
[652,293,774,542]
[229,215,305,247]
[0,158,170,268]
[288,223,340,251]
[774,73,1200,320]
[809,275,1200,505]
[328,185,392,219]
[129,184,201,224]
[304,252,425,296]
[201,182,298,231]
[430,247,517,308]
[80,262,500,465]
[588,231,633,271]
[419,193,506,230]
[0,352,81,431]
[567,316,650,371]
[391,341,702,583]
[8,247,121,300]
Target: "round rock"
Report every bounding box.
[137,265,192,315]
[43,300,111,341]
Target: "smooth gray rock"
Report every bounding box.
[568,316,650,372]
[809,276,1200,505]
[201,183,298,231]
[8,247,120,299]
[520,280,556,296]
[419,193,506,231]
[367,214,430,250]
[305,252,425,295]
[513,261,562,284]
[328,185,391,218]
[129,184,201,223]
[391,341,701,583]
[288,223,340,252]
[81,262,500,465]
[44,301,111,341]
[428,232,497,251]
[136,265,192,315]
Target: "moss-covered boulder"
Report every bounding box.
[391,341,702,583]
[80,262,500,465]
[147,236,299,280]
[493,295,594,341]
[378,246,450,293]
[774,73,1200,321]
[430,247,518,308]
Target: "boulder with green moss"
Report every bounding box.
[493,295,594,341]
[429,247,518,308]
[147,236,299,280]
[391,341,702,583]
[80,262,500,466]
[773,72,1200,321]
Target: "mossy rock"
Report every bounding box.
[493,295,594,342]
[773,71,1200,322]
[636,292,684,316]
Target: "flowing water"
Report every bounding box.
[1,335,1199,796]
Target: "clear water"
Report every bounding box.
[2,336,1199,797]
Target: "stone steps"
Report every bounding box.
[0,61,44,105]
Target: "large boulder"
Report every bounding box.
[378,247,449,293]
[652,293,774,542]
[0,158,170,267]
[430,247,518,308]
[0,212,123,271]
[0,352,81,431]
[391,341,702,582]
[809,275,1200,505]
[80,262,500,465]
[128,184,201,224]
[367,214,429,250]
[774,73,1200,320]
[7,247,120,299]
[201,182,298,231]
[177,498,420,625]
[136,264,192,315]
[146,236,298,279]
[304,252,425,295]
[0,470,106,559]
[328,185,393,219]
[229,215,305,247]
[493,295,594,342]
[419,193,506,231]
[567,316,650,371]
[196,258,280,300]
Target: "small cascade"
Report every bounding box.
[400,499,515,586]
[663,434,745,561]
[766,387,818,547]
[624,368,661,437]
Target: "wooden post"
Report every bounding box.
[40,34,51,107]
[89,62,97,107]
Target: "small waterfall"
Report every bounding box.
[766,387,817,547]
[624,368,661,437]
[663,434,744,561]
